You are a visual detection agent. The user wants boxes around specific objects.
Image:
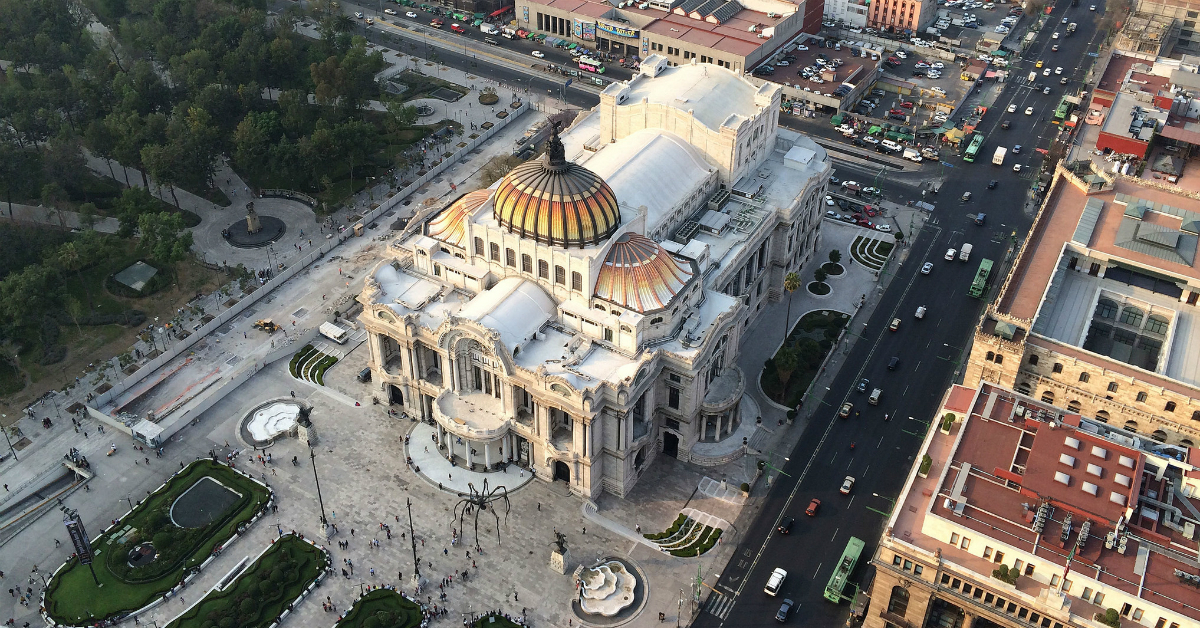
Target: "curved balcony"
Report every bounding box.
[433,390,512,441]
[702,365,744,414]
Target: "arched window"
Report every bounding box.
[522,254,532,273]
[1095,298,1118,319]
[1079,372,1090,383]
[1145,315,1169,335]
[986,351,995,361]
[1192,411,1200,422]
[538,259,549,279]
[595,304,606,312]
[505,248,516,267]
[1123,420,1139,433]
[1166,401,1178,412]
[887,586,910,617]
[490,242,500,262]
[1095,410,1110,423]
[1067,400,1082,412]
[554,265,566,285]
[1053,363,1064,373]
[1028,354,1039,366]
[994,355,1004,365]
[650,316,664,325]
[1016,382,1032,395]
[474,237,484,256]
[571,271,583,291]
[1151,430,1168,442]
[1041,391,1055,404]
[1119,306,1144,327]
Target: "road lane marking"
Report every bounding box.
[813,562,823,580]
[831,528,839,542]
[847,496,855,508]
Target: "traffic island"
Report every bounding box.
[42,460,272,627]
[760,310,849,407]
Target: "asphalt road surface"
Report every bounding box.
[693,2,1108,627]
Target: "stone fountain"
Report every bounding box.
[577,560,637,617]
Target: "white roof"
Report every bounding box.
[621,63,761,131]
[579,129,714,237]
[373,263,442,312]
[458,277,555,353]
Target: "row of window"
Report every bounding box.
[477,237,584,291]
[1030,352,1199,415]
[645,43,731,68]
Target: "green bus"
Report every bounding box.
[824,536,866,602]
[969,258,994,298]
[1052,98,1071,124]
[963,134,985,162]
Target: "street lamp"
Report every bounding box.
[309,447,328,527]
[121,494,134,511]
[1,414,17,460]
[868,492,897,516]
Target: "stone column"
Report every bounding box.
[485,441,493,468]
[539,404,551,439]
[466,441,474,468]
[447,436,455,460]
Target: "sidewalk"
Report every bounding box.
[0,201,120,233]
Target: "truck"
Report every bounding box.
[959,243,973,261]
[480,22,499,34]
[501,27,517,38]
[319,321,350,344]
[902,148,923,162]
[992,146,1007,165]
[921,147,940,161]
[1066,22,1077,34]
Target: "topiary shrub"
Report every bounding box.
[918,454,933,477]
[991,564,1019,585]
[740,482,750,493]
[1094,609,1121,628]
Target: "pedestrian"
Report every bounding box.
[351,528,355,536]
[54,539,60,547]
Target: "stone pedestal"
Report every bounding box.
[409,573,427,590]
[549,549,571,574]
[298,422,317,446]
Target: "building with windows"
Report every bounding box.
[964,161,1200,451]
[358,56,829,499]
[866,381,1200,628]
[866,0,936,35]
[514,0,817,74]
[824,0,870,28]
[1133,0,1200,55]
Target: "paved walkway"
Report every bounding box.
[407,422,535,494]
[0,201,120,233]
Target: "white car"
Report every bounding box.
[1090,4,1096,9]
[896,50,908,58]
[1013,164,1023,173]
[1052,31,1060,38]
[931,62,944,69]
[1055,66,1063,75]
[354,11,364,18]
[921,262,933,275]
[383,7,397,14]
[1007,103,1017,113]
[531,50,545,58]
[875,224,892,233]
[840,476,856,495]
[1043,68,1052,76]
[945,248,957,260]
[1044,86,1052,94]
[826,195,836,206]
[1025,106,1034,115]
[796,45,809,51]
[406,11,418,17]
[1062,16,1069,23]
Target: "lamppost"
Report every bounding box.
[868,492,897,516]
[309,447,328,527]
[120,494,134,511]
[406,497,422,587]
[1,414,16,460]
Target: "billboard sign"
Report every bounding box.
[598,21,639,38]
[64,513,94,565]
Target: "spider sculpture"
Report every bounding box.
[452,479,511,547]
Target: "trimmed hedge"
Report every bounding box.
[643,513,687,540]
[289,345,315,378]
[335,588,424,628]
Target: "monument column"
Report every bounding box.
[485,441,493,468]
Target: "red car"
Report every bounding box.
[864,206,877,217]
[806,498,821,516]
[888,108,904,115]
[450,23,465,33]
[900,101,914,109]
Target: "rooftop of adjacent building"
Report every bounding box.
[522,0,798,58]
[994,167,1200,384]
[888,383,1200,623]
[601,58,776,130]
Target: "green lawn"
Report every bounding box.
[44,460,271,625]
[335,588,424,628]
[166,535,327,628]
[473,614,524,628]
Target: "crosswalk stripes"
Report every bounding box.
[703,591,735,619]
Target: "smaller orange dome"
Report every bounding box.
[594,233,694,313]
[428,189,490,248]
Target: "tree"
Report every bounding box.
[64,295,83,336]
[136,211,193,264]
[57,242,93,310]
[479,154,524,187]
[383,97,419,132]
[782,271,801,342]
[774,346,799,389]
[814,268,828,284]
[828,249,841,264]
[141,143,183,209]
[1094,609,1120,628]
[233,111,280,174]
[114,186,161,237]
[85,119,122,184]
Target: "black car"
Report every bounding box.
[857,378,870,392]
[776,599,795,623]
[1001,120,1012,129]
[987,179,998,189]
[777,518,794,534]
[887,356,900,370]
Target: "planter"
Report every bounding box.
[821,263,845,277]
[807,281,831,296]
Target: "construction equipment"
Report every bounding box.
[254,319,280,333]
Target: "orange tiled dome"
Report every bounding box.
[428,189,490,248]
[493,126,621,248]
[594,233,693,313]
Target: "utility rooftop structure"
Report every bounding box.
[867,382,1200,628]
[359,56,829,499]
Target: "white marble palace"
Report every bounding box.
[359,55,831,499]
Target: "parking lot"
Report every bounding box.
[855,53,971,126]
[756,39,878,98]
